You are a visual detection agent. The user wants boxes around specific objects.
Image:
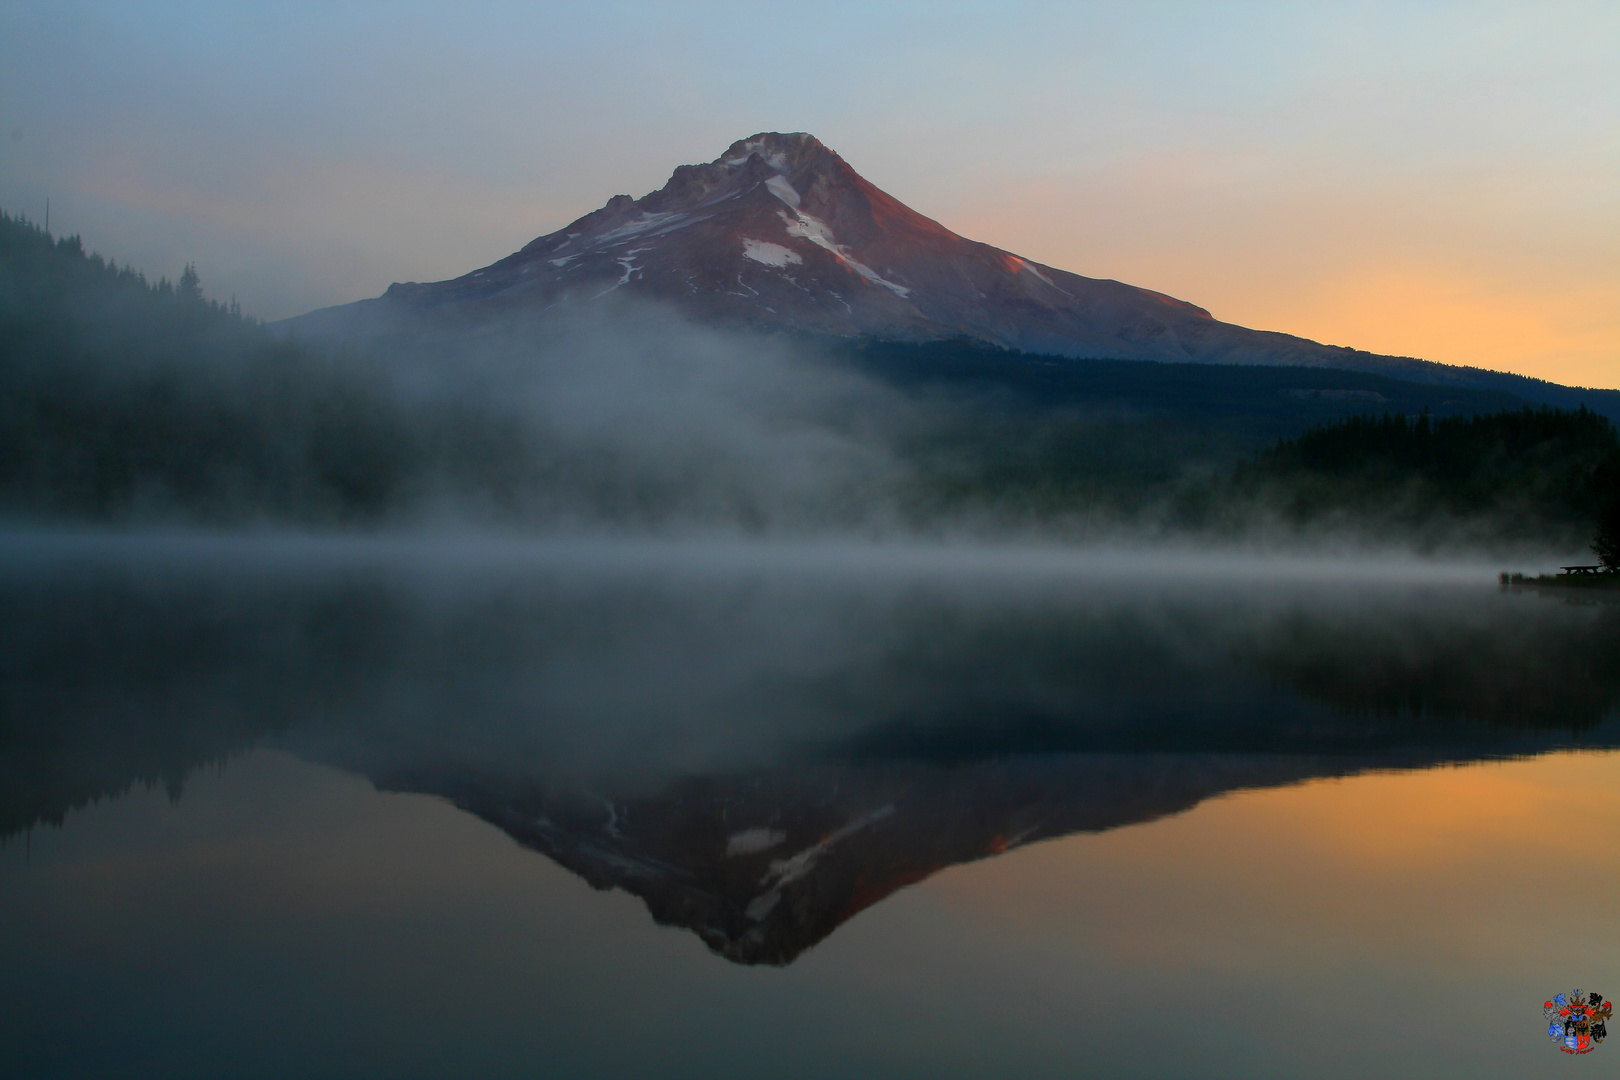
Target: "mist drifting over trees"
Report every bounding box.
[1,208,1617,556]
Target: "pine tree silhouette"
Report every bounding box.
[178,262,202,302]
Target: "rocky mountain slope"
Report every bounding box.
[281,132,1418,371]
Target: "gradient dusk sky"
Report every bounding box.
[1,1,1615,387]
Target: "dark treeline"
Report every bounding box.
[0,211,552,524]
[1594,453,1620,567]
[1194,407,1620,553]
[829,338,1530,524]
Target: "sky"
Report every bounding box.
[0,1,1615,388]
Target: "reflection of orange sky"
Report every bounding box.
[931,752,1620,972]
[945,160,1619,389]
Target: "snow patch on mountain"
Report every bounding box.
[590,255,643,299]
[1014,256,1072,297]
[779,210,911,298]
[592,209,705,249]
[764,175,801,208]
[722,138,791,173]
[742,239,803,267]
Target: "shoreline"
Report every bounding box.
[1502,570,1620,590]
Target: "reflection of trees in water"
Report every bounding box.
[815,591,1620,762]
[1239,594,1620,731]
[0,570,412,837]
[6,559,1620,848]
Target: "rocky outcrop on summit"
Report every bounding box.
[280,132,1413,371]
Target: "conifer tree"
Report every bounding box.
[178,262,202,302]
[1593,455,1620,570]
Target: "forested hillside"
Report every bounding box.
[831,338,1531,520]
[0,212,535,524]
[1197,407,1620,552]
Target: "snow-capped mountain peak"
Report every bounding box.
[283,132,1403,371]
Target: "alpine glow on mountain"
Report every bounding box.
[284,132,1417,372]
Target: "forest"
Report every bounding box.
[0,211,542,524]
[1199,407,1620,557]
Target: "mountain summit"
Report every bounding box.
[283,132,1404,369]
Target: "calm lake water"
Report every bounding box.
[3,534,1618,1078]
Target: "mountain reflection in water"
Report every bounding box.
[3,536,1617,967]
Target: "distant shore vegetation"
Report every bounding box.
[1190,407,1620,556]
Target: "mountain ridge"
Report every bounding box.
[278,131,1620,418]
[276,133,1396,363]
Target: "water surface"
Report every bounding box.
[3,535,1617,1077]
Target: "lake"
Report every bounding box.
[3,534,1617,1078]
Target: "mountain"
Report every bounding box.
[278,133,1398,367]
[281,132,1620,418]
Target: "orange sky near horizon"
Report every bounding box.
[966,233,1620,391]
[938,152,1619,389]
[965,231,1620,391]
